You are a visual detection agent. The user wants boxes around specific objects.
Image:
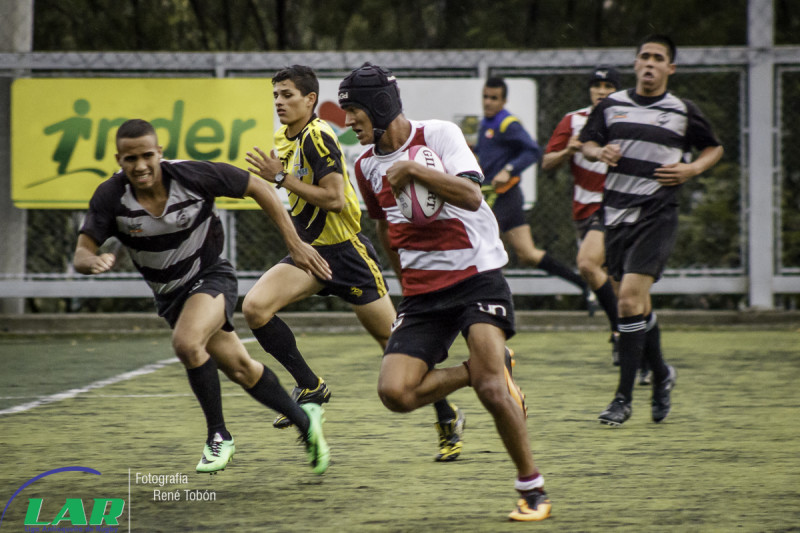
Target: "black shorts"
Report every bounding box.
[385,269,516,369]
[280,233,388,306]
[155,260,238,332]
[491,185,527,233]
[575,210,605,244]
[605,208,678,282]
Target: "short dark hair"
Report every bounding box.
[485,77,508,99]
[116,119,156,144]
[272,65,320,111]
[638,34,677,63]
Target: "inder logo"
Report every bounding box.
[11,78,273,209]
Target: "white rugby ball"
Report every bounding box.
[396,145,445,225]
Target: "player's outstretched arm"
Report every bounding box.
[73,234,116,275]
[245,175,332,280]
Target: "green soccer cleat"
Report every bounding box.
[274,378,332,429]
[434,403,466,462]
[196,433,235,474]
[300,403,330,475]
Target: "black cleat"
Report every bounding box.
[434,403,466,462]
[598,394,632,427]
[651,365,677,423]
[273,378,331,429]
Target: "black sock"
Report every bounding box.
[251,316,318,389]
[594,279,619,332]
[616,315,646,402]
[246,365,310,435]
[433,399,456,421]
[643,313,668,380]
[186,358,230,442]
[537,253,587,290]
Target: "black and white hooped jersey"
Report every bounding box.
[80,160,249,295]
[579,89,721,228]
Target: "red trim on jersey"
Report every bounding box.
[388,218,472,251]
[375,181,397,209]
[401,266,479,296]
[545,109,605,221]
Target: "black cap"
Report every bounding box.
[338,62,403,132]
[588,66,620,90]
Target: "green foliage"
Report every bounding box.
[32,0,762,52]
[780,71,800,269]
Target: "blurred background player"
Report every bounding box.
[73,119,330,475]
[542,66,638,374]
[242,65,465,461]
[340,62,551,521]
[580,35,723,426]
[476,77,594,312]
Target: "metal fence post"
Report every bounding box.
[746,0,775,308]
[0,0,33,313]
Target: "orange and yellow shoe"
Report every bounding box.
[503,348,527,418]
[508,489,552,522]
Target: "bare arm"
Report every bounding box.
[375,218,402,279]
[654,145,724,186]
[284,172,345,213]
[386,161,483,212]
[73,234,116,275]
[582,141,622,167]
[244,175,332,280]
[541,135,583,171]
[246,146,345,213]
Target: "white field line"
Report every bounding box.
[0,336,258,416]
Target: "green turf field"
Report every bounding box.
[1,329,798,532]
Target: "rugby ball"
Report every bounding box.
[396,145,445,225]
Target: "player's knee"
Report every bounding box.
[241,293,275,328]
[617,294,643,316]
[377,382,415,413]
[577,257,595,278]
[471,373,507,410]
[223,361,258,388]
[577,259,603,285]
[172,336,204,366]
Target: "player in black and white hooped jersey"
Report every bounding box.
[74,119,332,475]
[580,35,723,427]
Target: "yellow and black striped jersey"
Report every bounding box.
[274,114,362,246]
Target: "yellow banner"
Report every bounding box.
[11,78,274,209]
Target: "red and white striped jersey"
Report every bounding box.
[355,119,508,296]
[545,106,609,221]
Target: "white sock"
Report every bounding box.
[515,474,544,492]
